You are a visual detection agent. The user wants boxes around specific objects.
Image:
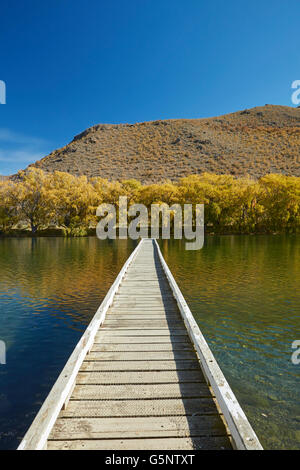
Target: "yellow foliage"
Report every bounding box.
[0,169,299,235]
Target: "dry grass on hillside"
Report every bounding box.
[27,105,300,183]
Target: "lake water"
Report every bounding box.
[0,236,299,449]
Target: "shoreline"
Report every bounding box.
[0,228,298,238]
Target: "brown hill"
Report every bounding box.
[27,105,300,182]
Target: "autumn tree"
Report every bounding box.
[0,180,20,232]
[47,171,98,235]
[258,174,300,232]
[9,169,52,234]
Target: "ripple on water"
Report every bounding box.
[0,237,137,449]
[159,235,300,450]
[0,236,299,450]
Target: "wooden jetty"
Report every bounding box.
[18,239,262,450]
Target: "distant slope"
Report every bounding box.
[27,105,300,182]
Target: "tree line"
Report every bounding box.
[0,168,299,235]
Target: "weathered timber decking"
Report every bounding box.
[18,239,263,450]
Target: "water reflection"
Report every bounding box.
[159,235,300,450]
[0,235,299,449]
[0,238,137,449]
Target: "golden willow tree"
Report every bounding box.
[0,168,299,235]
[47,172,99,235]
[0,170,52,233]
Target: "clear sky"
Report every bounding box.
[0,0,299,174]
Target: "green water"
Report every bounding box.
[0,235,299,449]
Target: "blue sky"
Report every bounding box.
[0,0,299,175]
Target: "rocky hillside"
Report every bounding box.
[27,105,300,182]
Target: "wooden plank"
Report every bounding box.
[49,415,226,440]
[118,284,169,288]
[111,302,176,307]
[76,370,206,384]
[80,360,200,372]
[125,274,166,277]
[119,278,166,280]
[114,291,174,295]
[59,397,220,418]
[120,279,164,283]
[115,288,173,292]
[71,382,213,400]
[112,297,173,301]
[87,351,195,361]
[106,314,182,319]
[107,311,179,315]
[97,328,188,336]
[103,321,184,328]
[105,316,182,329]
[114,295,175,299]
[107,314,180,318]
[113,291,173,295]
[115,293,174,296]
[91,343,194,352]
[108,308,180,313]
[103,322,183,328]
[117,285,171,288]
[94,335,192,344]
[47,436,232,450]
